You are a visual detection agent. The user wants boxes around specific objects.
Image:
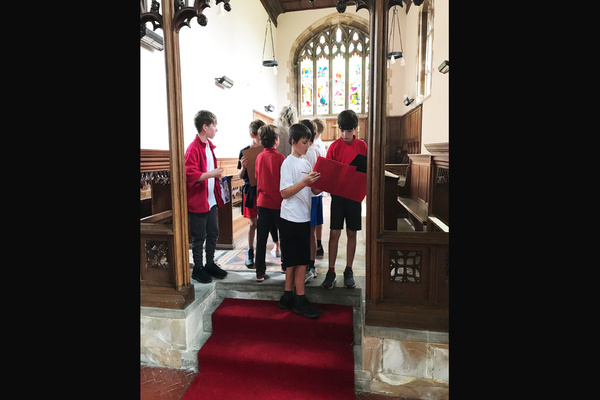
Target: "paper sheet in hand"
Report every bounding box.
[241,145,264,186]
[308,156,366,203]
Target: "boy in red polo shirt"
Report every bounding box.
[254,125,286,282]
[321,109,367,290]
[185,110,227,284]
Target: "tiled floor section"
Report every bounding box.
[212,194,366,278]
[140,365,407,400]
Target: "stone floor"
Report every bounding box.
[140,195,414,399]
[211,193,367,278]
[140,364,408,399]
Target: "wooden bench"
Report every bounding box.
[396,154,433,231]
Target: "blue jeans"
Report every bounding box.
[188,205,219,269]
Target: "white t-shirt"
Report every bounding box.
[302,145,319,169]
[280,154,312,223]
[205,144,216,209]
[313,138,327,158]
[302,146,321,198]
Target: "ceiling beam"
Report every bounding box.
[259,0,284,27]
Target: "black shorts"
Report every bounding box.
[330,194,362,231]
[279,217,310,268]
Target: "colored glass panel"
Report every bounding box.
[316,55,329,115]
[348,53,362,113]
[332,53,345,114]
[300,56,313,116]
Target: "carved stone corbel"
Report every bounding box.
[140,0,163,37]
[173,0,231,32]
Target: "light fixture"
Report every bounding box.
[140,27,164,51]
[261,17,278,75]
[264,104,275,112]
[403,95,414,106]
[215,76,233,89]
[386,6,405,68]
[438,60,449,74]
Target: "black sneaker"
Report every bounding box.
[293,296,323,319]
[343,267,355,288]
[256,272,269,282]
[321,269,336,289]
[316,244,324,257]
[278,292,295,309]
[245,247,255,268]
[191,266,212,284]
[205,262,227,279]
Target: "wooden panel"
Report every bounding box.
[252,109,275,125]
[322,116,368,142]
[141,149,170,172]
[383,244,431,302]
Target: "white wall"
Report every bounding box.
[397,0,449,152]
[140,0,278,158]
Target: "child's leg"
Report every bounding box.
[294,264,307,295]
[284,265,295,291]
[255,207,270,276]
[345,228,357,268]
[328,229,341,269]
[248,217,257,248]
[310,225,317,261]
[188,211,207,268]
[269,219,280,253]
[204,206,227,279]
[204,205,219,265]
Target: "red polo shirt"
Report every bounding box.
[255,147,285,209]
[185,135,224,213]
[326,135,367,165]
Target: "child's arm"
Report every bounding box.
[238,155,248,179]
[197,168,224,182]
[281,172,321,199]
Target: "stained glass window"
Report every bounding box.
[297,23,369,116]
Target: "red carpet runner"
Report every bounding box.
[182,298,355,400]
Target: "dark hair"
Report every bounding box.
[299,119,316,142]
[194,110,217,132]
[258,124,279,149]
[249,119,265,135]
[288,123,311,145]
[337,109,358,131]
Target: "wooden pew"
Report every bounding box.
[383,164,410,230]
[397,154,433,231]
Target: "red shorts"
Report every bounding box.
[243,192,257,219]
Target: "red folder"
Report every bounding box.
[308,156,366,203]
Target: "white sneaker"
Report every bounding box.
[270,248,281,257]
[304,268,316,283]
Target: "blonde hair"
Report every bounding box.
[312,117,325,135]
[277,105,298,128]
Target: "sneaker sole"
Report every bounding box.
[321,280,336,289]
[292,307,322,319]
[192,277,212,284]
